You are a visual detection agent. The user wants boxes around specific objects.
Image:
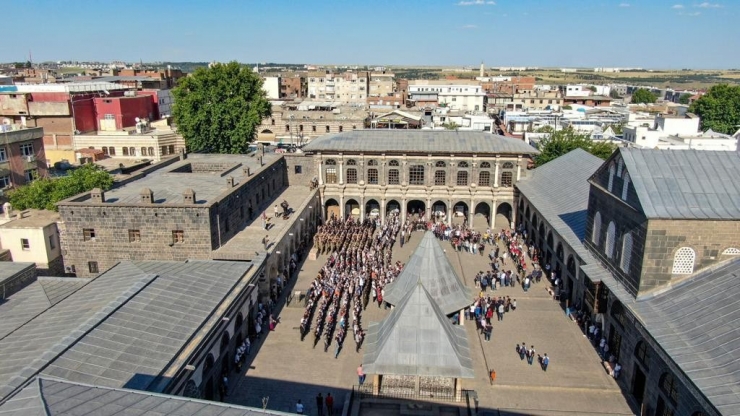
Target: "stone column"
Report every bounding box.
[471,161,478,186]
[517,155,523,181]
[401,160,408,185]
[447,199,453,225]
[380,198,386,225]
[401,198,407,222]
[469,198,475,228]
[340,195,345,219]
[373,375,381,395]
[360,197,365,220]
[459,308,465,326]
[319,161,324,185]
[491,199,497,228]
[494,157,500,187]
[381,160,386,186]
[455,377,462,402]
[339,161,344,185]
[426,198,432,220]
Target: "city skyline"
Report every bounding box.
[2,0,738,69]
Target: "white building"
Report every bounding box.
[564,85,591,97]
[0,209,63,275]
[408,80,485,112]
[262,76,281,100]
[623,114,709,149]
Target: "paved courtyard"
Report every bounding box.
[227,225,634,416]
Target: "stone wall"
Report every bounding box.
[0,263,37,299]
[283,153,315,187]
[38,255,65,277]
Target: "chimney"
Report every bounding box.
[243,167,251,176]
[140,188,154,204]
[90,188,105,203]
[226,176,235,187]
[183,188,196,204]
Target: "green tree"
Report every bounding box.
[534,128,617,167]
[689,84,740,134]
[172,61,271,153]
[678,93,692,105]
[9,164,113,211]
[609,89,621,99]
[631,88,657,104]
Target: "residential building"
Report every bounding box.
[563,95,613,107]
[301,130,538,228]
[0,209,63,275]
[479,76,536,95]
[307,71,369,104]
[279,73,307,99]
[256,101,368,144]
[622,113,703,148]
[367,95,404,110]
[73,119,186,163]
[507,90,563,111]
[0,125,47,186]
[408,80,485,112]
[262,76,281,100]
[516,148,740,416]
[369,72,395,97]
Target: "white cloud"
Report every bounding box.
[462,24,478,29]
[671,4,684,8]
[457,0,495,6]
[694,2,721,7]
[679,11,702,15]
[619,3,630,7]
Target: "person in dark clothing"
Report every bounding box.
[316,393,324,416]
[325,393,334,416]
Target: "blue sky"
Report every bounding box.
[2,0,737,68]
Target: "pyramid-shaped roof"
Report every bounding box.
[384,231,472,315]
[363,282,474,378]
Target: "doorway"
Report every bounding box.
[632,364,646,405]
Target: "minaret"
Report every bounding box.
[480,61,485,77]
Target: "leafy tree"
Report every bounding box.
[588,86,597,92]
[534,128,617,167]
[631,88,657,104]
[678,93,692,105]
[442,122,459,130]
[9,164,113,211]
[689,84,740,134]
[172,61,271,153]
[609,89,621,99]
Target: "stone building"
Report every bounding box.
[57,152,320,280]
[256,102,369,144]
[516,148,740,416]
[300,130,538,229]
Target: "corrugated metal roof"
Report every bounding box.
[384,232,472,315]
[516,149,604,261]
[302,130,539,155]
[581,256,740,415]
[362,283,474,378]
[620,148,740,220]
[0,378,294,416]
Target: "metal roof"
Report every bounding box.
[362,283,474,378]
[581,257,740,415]
[516,148,604,261]
[384,232,472,315]
[618,148,740,220]
[0,377,294,416]
[302,130,539,155]
[0,260,252,402]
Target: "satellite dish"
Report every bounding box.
[135,117,141,122]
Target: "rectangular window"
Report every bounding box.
[19,143,34,156]
[325,168,337,184]
[83,228,96,241]
[388,169,400,185]
[129,229,141,242]
[104,114,115,120]
[312,125,316,132]
[172,230,184,244]
[346,168,357,184]
[500,172,513,187]
[0,147,6,162]
[24,169,37,182]
[434,170,446,186]
[367,168,378,185]
[0,175,10,188]
[48,235,56,249]
[408,165,425,185]
[21,238,30,251]
[88,261,99,274]
[294,165,302,174]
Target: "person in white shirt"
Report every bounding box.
[296,400,304,414]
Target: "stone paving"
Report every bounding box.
[226,225,634,416]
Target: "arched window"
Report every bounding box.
[326,125,330,133]
[148,147,154,156]
[722,247,740,255]
[435,161,446,167]
[608,162,616,192]
[479,171,491,187]
[622,172,630,201]
[480,161,491,168]
[457,171,468,186]
[367,159,378,166]
[367,169,378,184]
[620,233,633,272]
[122,147,129,156]
[457,161,469,168]
[605,222,616,259]
[346,168,357,184]
[617,157,624,177]
[129,147,136,156]
[434,170,446,185]
[610,301,626,327]
[502,161,514,169]
[346,159,357,166]
[592,212,602,245]
[500,172,513,187]
[388,169,399,185]
[141,147,147,156]
[325,159,337,165]
[672,247,696,275]
[659,373,679,403]
[388,160,399,167]
[109,147,116,156]
[102,146,109,155]
[635,341,650,369]
[220,331,230,353]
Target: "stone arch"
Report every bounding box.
[261,129,273,134]
[474,201,491,228]
[220,331,230,353]
[567,255,576,277]
[495,202,512,228]
[386,199,400,214]
[345,198,360,218]
[365,199,380,219]
[452,201,469,224]
[183,379,200,398]
[325,198,340,219]
[556,242,564,262]
[407,200,426,217]
[431,200,447,221]
[203,353,215,400]
[547,231,554,250]
[235,312,244,339]
[525,206,531,222]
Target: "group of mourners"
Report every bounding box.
[300,212,402,358]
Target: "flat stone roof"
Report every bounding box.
[61,153,282,206]
[0,210,60,229]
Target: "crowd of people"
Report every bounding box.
[300,212,403,357]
